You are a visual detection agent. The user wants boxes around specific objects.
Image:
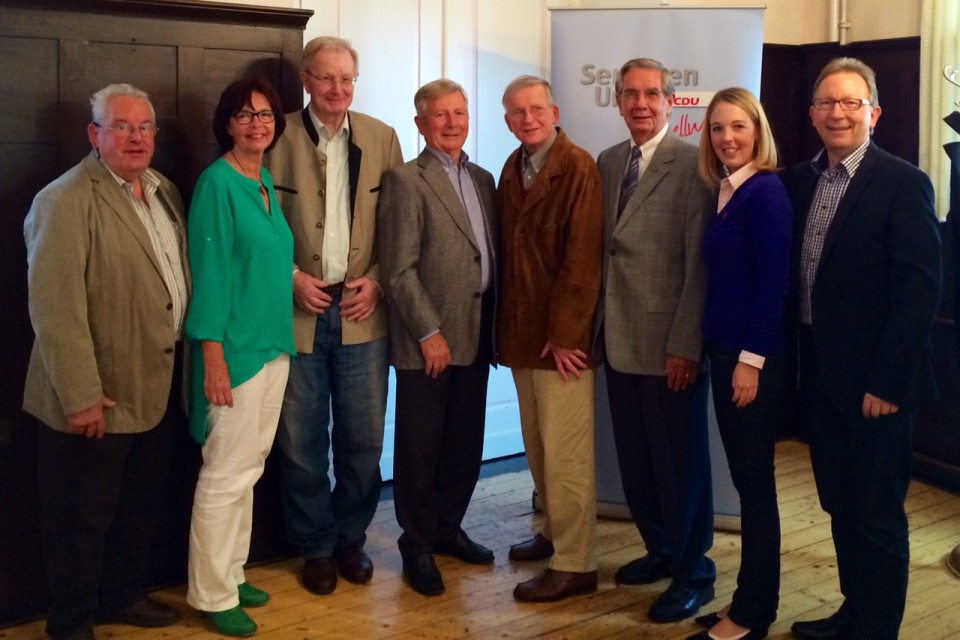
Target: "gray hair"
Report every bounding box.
[501,75,554,108]
[812,57,879,106]
[90,84,155,124]
[615,58,675,99]
[414,79,468,118]
[302,36,359,74]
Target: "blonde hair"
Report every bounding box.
[502,75,554,107]
[698,87,779,188]
[302,36,359,75]
[813,57,878,106]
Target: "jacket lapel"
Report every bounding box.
[417,150,479,250]
[614,135,675,233]
[818,144,878,273]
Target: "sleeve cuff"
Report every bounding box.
[738,350,765,369]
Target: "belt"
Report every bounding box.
[322,282,344,295]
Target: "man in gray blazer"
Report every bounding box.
[595,58,714,623]
[379,79,498,597]
[264,36,403,597]
[24,84,187,640]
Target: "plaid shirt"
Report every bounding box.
[798,139,871,324]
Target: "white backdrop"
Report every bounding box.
[551,6,765,525]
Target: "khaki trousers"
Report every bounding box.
[511,367,597,573]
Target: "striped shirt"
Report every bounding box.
[798,139,870,325]
[107,164,188,336]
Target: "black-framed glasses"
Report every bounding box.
[812,98,872,112]
[234,110,276,124]
[93,122,158,137]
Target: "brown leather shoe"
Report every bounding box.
[509,534,554,562]
[513,568,597,602]
[335,544,374,584]
[303,556,337,595]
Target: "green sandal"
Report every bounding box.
[238,582,269,607]
[208,605,257,637]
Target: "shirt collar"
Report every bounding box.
[101,160,159,195]
[811,137,870,178]
[635,122,670,159]
[309,107,350,143]
[722,162,759,192]
[522,127,558,173]
[426,146,468,169]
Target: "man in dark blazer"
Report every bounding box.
[378,79,498,597]
[595,58,714,623]
[24,84,188,640]
[264,36,403,597]
[497,76,603,603]
[787,58,941,640]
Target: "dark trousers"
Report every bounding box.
[37,410,177,638]
[800,327,913,640]
[392,299,492,558]
[605,363,716,587]
[708,345,785,630]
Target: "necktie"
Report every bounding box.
[617,145,642,217]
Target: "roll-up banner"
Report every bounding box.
[551,6,765,528]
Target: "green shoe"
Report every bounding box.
[208,605,257,637]
[238,582,269,607]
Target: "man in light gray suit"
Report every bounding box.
[595,58,714,623]
[378,79,498,597]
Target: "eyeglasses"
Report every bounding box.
[619,88,664,103]
[93,122,158,138]
[234,110,275,124]
[507,104,551,120]
[303,69,358,88]
[812,98,872,111]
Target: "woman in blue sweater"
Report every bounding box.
[688,88,793,640]
[184,78,295,637]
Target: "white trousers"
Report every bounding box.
[187,354,289,612]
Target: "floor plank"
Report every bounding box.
[4,439,959,639]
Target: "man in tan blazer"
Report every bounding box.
[496,76,603,603]
[23,84,188,640]
[264,36,403,597]
[378,79,498,597]
[595,58,714,623]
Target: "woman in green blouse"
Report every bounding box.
[184,78,295,637]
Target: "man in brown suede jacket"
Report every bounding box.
[496,75,603,603]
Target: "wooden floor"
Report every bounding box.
[5,440,960,639]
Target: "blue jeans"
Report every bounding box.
[274,294,388,558]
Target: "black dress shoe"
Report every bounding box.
[52,628,96,640]
[615,554,671,585]
[695,611,723,628]
[686,629,767,640]
[335,544,374,584]
[303,556,338,595]
[648,582,714,623]
[95,596,180,628]
[434,529,494,565]
[513,568,597,602]
[791,611,852,639]
[508,534,554,562]
[403,553,445,596]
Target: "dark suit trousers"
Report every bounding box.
[37,407,177,638]
[708,345,785,630]
[393,299,492,557]
[800,327,913,640]
[605,363,716,587]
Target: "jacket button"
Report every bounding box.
[474,255,481,263]
[166,303,173,310]
[316,222,323,228]
[313,254,320,261]
[609,249,617,256]
[164,347,174,354]
[319,189,325,196]
[474,292,481,298]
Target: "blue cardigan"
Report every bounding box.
[702,171,794,358]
